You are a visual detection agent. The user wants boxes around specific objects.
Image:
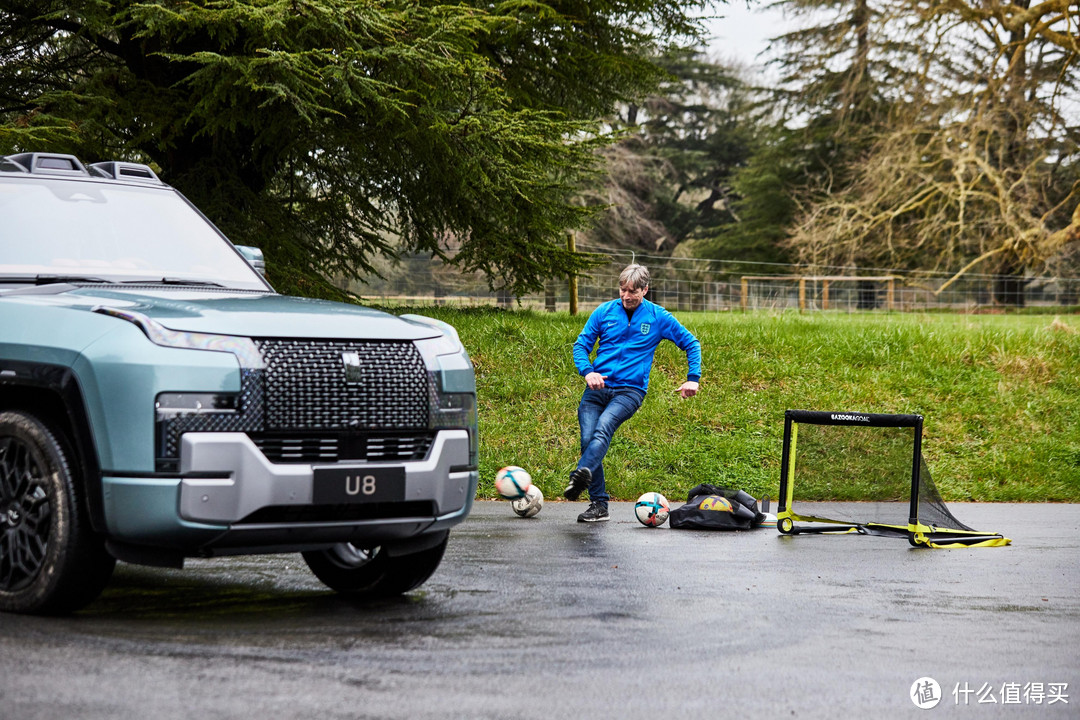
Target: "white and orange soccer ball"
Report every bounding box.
[634,492,670,527]
[494,465,532,500]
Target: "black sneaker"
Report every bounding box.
[577,502,609,523]
[563,466,592,501]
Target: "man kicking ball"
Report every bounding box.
[566,264,702,522]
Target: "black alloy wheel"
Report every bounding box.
[0,411,115,614]
[0,433,53,592]
[302,533,449,599]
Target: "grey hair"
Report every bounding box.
[619,264,650,290]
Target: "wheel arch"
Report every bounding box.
[0,362,106,534]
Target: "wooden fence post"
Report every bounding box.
[568,232,578,316]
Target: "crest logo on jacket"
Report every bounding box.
[640,323,650,335]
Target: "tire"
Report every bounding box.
[0,411,116,614]
[302,534,449,599]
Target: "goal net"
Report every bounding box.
[776,410,1010,548]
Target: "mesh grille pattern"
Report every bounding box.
[159,368,265,459]
[157,342,435,469]
[255,339,431,431]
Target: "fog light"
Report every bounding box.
[155,393,238,416]
[431,392,478,467]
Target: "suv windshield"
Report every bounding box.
[0,176,269,291]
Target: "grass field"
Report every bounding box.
[401,307,1080,504]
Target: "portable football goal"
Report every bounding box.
[776,410,1010,548]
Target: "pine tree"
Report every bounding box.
[724,0,924,272]
[580,48,762,262]
[0,0,709,298]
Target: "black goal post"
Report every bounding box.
[776,410,1010,548]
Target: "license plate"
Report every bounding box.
[312,466,406,504]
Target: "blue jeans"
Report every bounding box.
[576,387,644,506]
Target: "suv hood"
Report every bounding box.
[16,287,442,340]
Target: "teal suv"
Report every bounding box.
[0,153,478,614]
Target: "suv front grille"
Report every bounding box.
[255,339,431,431]
[157,340,437,469]
[250,431,434,463]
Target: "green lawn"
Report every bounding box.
[406,307,1080,503]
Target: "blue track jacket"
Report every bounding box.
[573,298,702,394]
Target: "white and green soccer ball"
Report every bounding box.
[634,492,670,527]
[511,484,544,518]
[494,465,532,500]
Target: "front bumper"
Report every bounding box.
[102,429,477,554]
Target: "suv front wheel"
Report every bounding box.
[302,534,449,599]
[0,411,116,614]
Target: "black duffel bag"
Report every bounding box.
[668,483,767,530]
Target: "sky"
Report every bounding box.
[703,1,791,71]
[702,2,1080,122]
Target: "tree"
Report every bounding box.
[920,0,1080,299]
[0,0,709,298]
[578,48,762,263]
[779,0,1080,303]
[712,0,926,274]
[702,120,800,268]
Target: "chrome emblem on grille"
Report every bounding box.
[342,351,363,384]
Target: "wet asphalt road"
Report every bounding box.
[0,501,1077,719]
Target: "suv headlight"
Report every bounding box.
[92,306,263,369]
[94,306,261,472]
[431,390,477,466]
[406,315,477,468]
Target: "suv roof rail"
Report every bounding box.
[89,161,164,184]
[2,152,89,176]
[0,156,26,173]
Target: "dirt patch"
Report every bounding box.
[993,353,1055,384]
[1048,316,1077,334]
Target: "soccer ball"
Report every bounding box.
[634,492,670,527]
[511,484,544,518]
[494,465,532,499]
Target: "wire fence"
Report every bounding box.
[341,244,1080,314]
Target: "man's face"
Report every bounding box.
[620,283,647,310]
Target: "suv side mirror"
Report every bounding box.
[234,245,266,276]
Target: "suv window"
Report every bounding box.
[0,176,268,291]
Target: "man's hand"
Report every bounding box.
[677,380,699,398]
[585,372,607,389]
